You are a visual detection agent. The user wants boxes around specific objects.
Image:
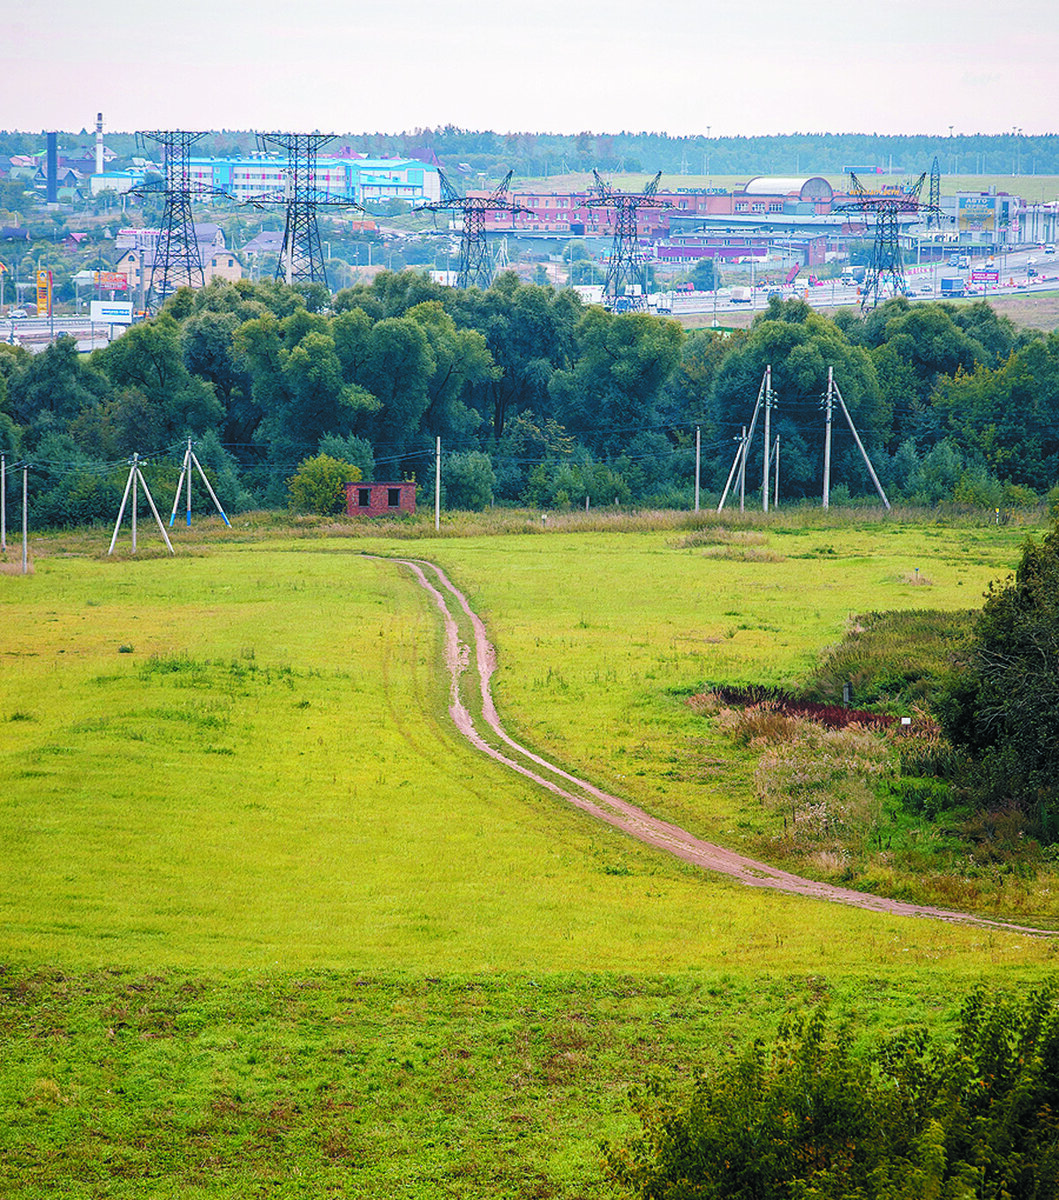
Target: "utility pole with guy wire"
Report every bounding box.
[169,437,232,527]
[822,368,891,511]
[109,454,175,555]
[822,366,834,509]
[762,364,774,513]
[717,367,771,512]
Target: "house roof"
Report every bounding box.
[242,230,284,254]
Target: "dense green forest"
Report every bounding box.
[1,273,1058,523]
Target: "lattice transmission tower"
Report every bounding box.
[417,170,533,289]
[835,173,938,310]
[136,130,231,311]
[254,132,360,289]
[586,171,670,311]
[928,156,942,229]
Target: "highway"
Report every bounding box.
[4,247,1058,346]
[3,313,117,351]
[668,247,1059,317]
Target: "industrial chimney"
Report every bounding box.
[95,112,104,175]
[46,132,58,203]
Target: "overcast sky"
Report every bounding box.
[5,0,1058,138]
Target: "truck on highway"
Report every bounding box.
[730,287,752,303]
[940,276,964,298]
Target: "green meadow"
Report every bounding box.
[2,511,1056,1197]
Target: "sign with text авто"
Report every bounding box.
[90,300,134,324]
[958,196,997,233]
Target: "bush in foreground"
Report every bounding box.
[606,985,1059,1200]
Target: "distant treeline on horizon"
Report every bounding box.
[3,129,1059,180]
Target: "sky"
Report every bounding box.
[4,0,1059,138]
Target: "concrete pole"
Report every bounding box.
[108,460,136,555]
[434,436,441,532]
[131,453,138,553]
[739,425,746,512]
[169,442,188,527]
[762,365,772,513]
[21,465,28,574]
[823,366,833,510]
[694,425,700,512]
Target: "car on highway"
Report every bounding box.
[7,308,27,318]
[1045,245,1056,256]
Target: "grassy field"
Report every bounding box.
[2,509,1057,1197]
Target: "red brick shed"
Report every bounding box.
[344,480,417,518]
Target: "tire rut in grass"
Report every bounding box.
[375,554,1054,938]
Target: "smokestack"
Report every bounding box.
[95,112,104,175]
[46,132,58,203]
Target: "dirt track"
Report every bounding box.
[383,555,1052,937]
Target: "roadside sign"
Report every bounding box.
[90,300,134,324]
[93,271,129,291]
[971,269,999,284]
[36,268,52,317]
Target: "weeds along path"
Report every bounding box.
[377,555,1052,938]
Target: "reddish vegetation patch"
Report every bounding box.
[692,684,897,731]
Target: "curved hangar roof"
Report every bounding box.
[742,176,833,202]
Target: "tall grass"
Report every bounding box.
[13,501,1052,561]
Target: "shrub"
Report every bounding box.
[935,520,1059,836]
[442,450,496,511]
[286,454,360,515]
[606,985,1059,1200]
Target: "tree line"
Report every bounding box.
[6,127,1059,178]
[1,272,1058,524]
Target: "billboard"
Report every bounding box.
[36,268,52,316]
[958,197,996,233]
[90,300,134,324]
[971,269,1000,284]
[94,271,129,291]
